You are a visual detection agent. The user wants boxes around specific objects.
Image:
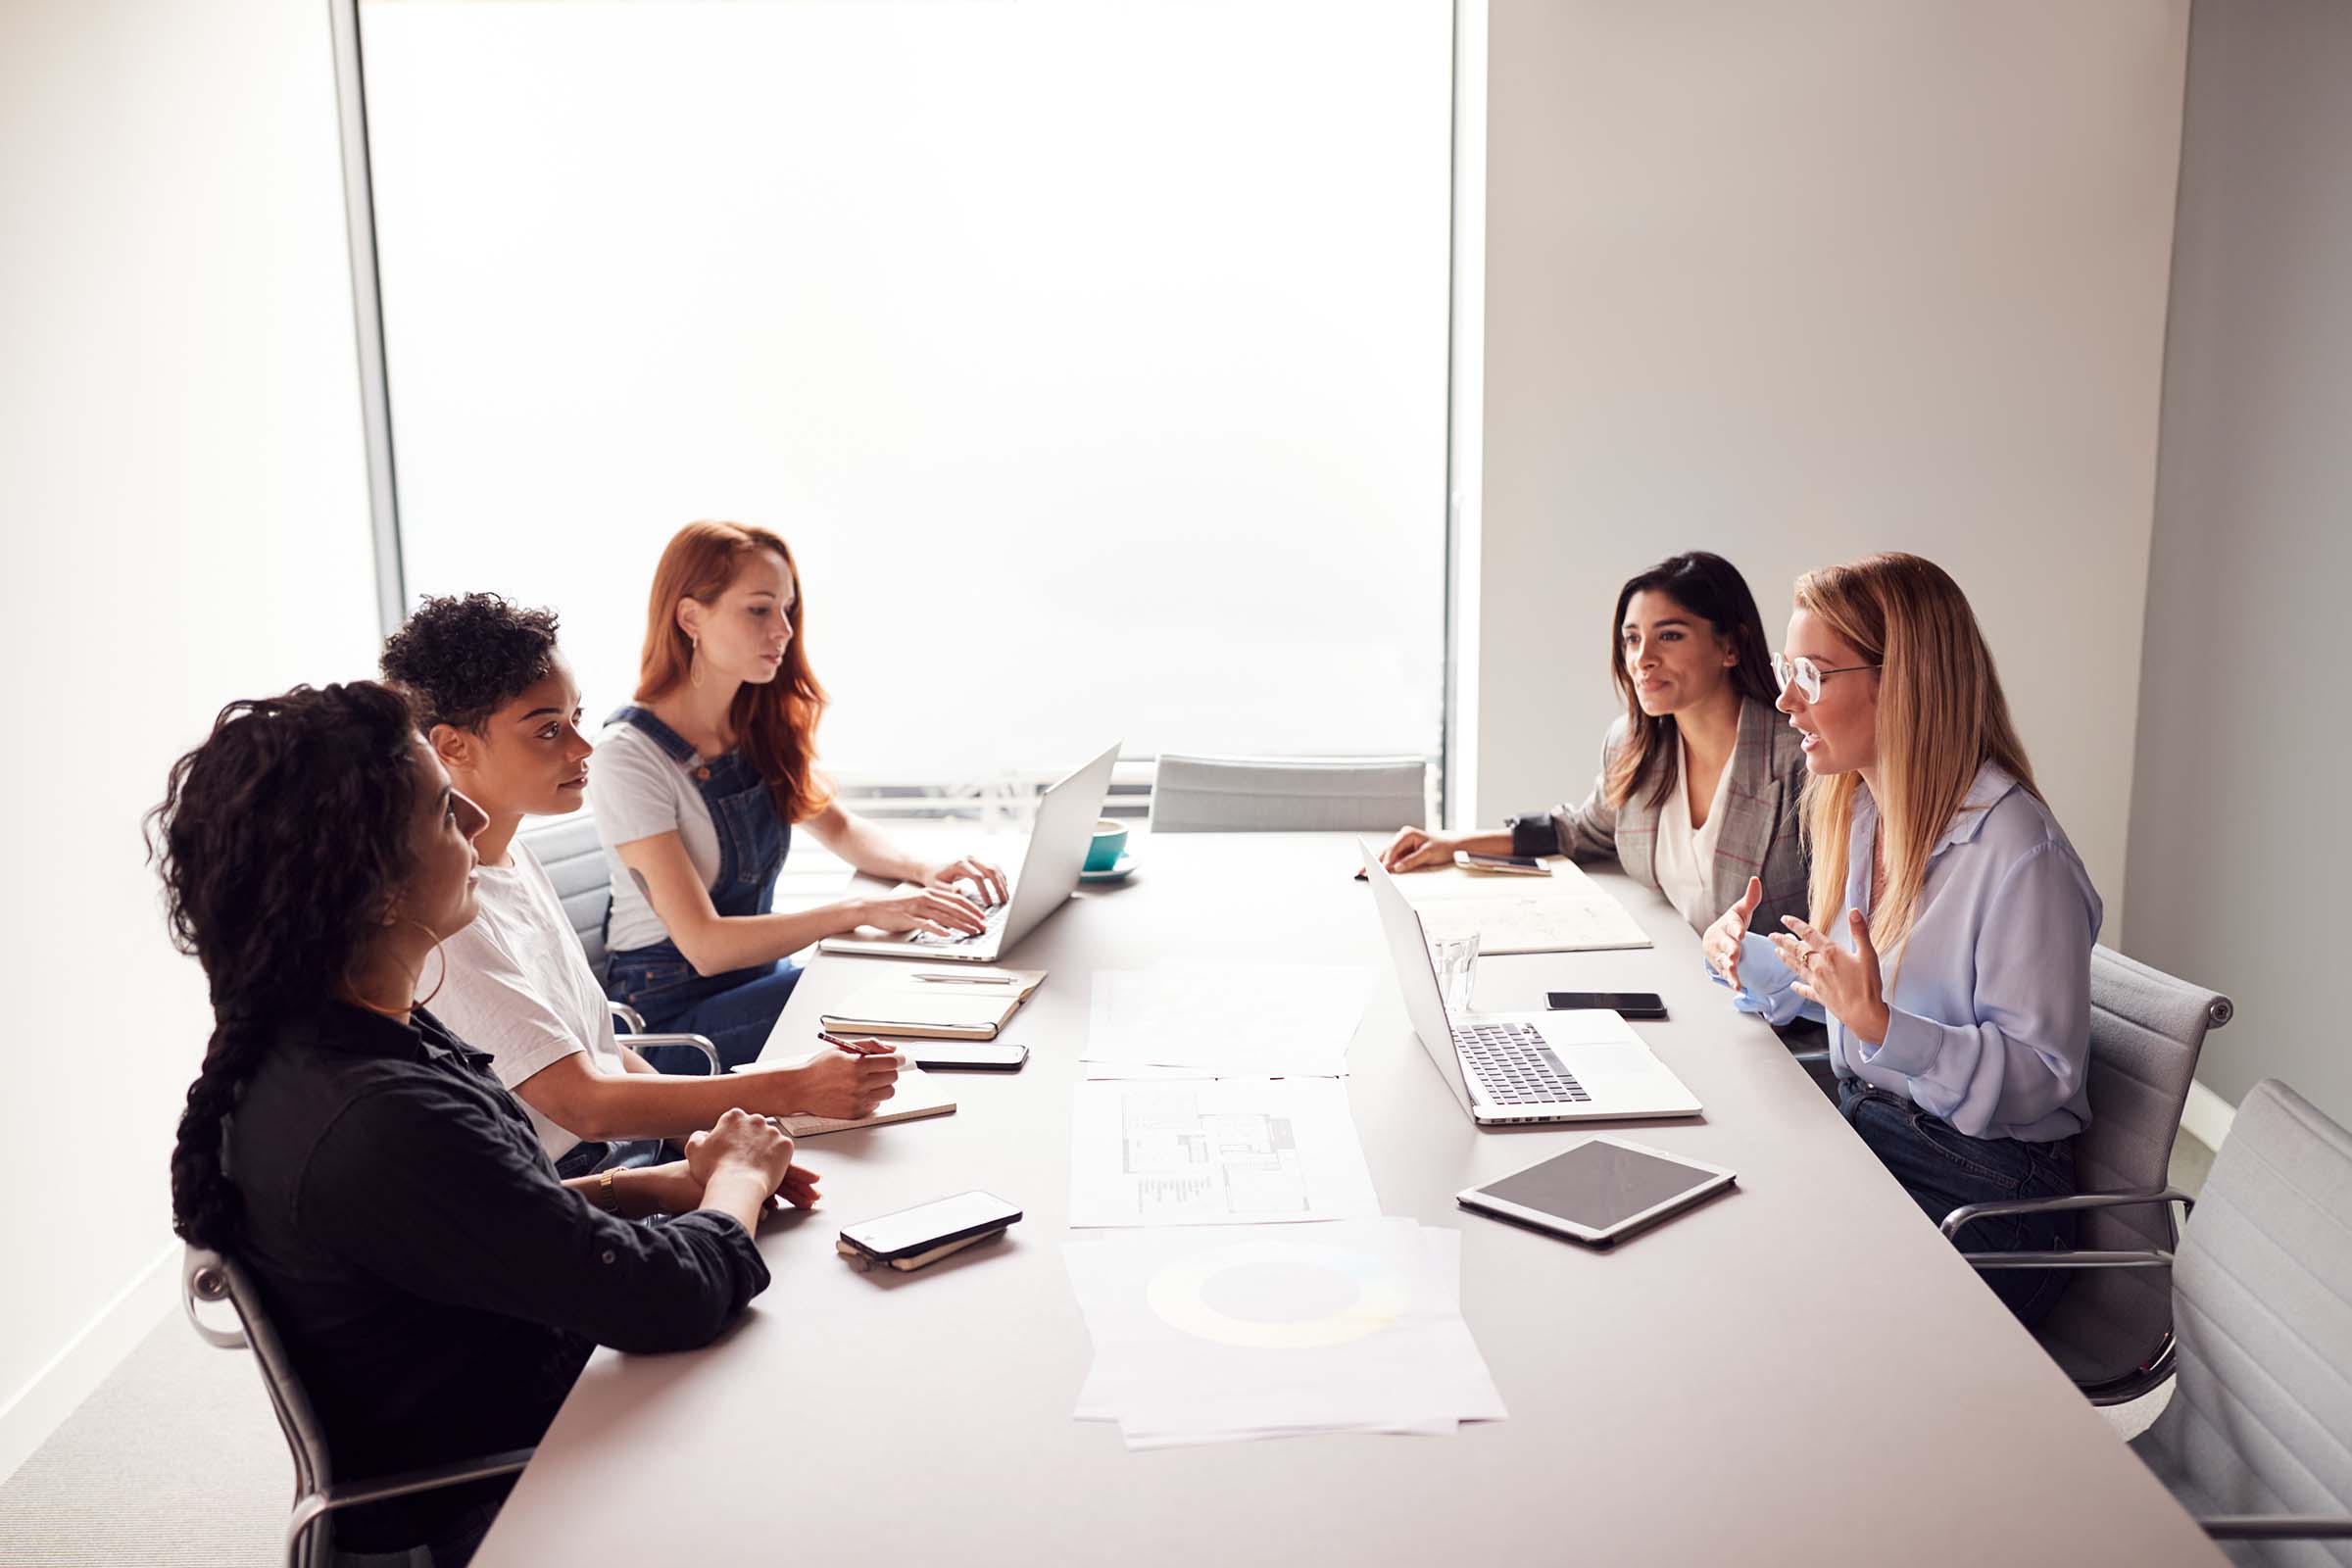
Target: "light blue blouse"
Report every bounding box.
[1827,763,2102,1144]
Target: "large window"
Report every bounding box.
[358,0,1452,800]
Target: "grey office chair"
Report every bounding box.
[1941,945,2231,1402]
[1149,754,1430,833]
[2128,1080,2352,1558]
[182,1247,533,1568]
[517,814,719,1075]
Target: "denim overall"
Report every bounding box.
[600,706,803,1073]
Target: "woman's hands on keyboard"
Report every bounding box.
[856,884,991,938]
[922,855,1009,907]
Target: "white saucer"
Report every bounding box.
[1078,852,1137,883]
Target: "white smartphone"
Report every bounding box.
[839,1190,1023,1263]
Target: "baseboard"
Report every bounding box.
[2180,1078,2238,1155]
[0,1239,179,1489]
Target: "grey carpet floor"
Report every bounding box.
[0,1306,284,1566]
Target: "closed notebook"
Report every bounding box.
[727,1062,957,1138]
[819,967,1046,1041]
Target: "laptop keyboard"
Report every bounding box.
[907,900,1010,948]
[1452,1020,1591,1106]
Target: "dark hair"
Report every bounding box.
[148,682,423,1250]
[1603,552,1779,809]
[379,592,563,734]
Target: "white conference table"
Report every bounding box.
[477,831,2223,1567]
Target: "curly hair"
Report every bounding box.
[379,592,563,733]
[148,682,423,1251]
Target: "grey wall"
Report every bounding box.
[2126,0,2352,1123]
[1471,0,2190,935]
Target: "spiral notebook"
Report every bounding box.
[818,967,1046,1040]
[727,1063,958,1137]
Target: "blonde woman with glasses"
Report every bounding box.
[1709,552,2100,1326]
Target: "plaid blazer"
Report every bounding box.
[1506,696,1811,937]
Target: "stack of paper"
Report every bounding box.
[1064,1217,1507,1449]
[1066,1078,1382,1229]
[1082,963,1372,1078]
[1396,858,1652,956]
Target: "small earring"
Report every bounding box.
[398,917,450,1009]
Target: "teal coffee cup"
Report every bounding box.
[1083,819,1128,873]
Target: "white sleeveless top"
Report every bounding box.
[1653,740,1732,929]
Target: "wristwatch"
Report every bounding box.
[596,1167,620,1214]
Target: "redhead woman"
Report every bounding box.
[1382,552,1809,954]
[590,521,1007,1068]
[1714,553,2101,1325]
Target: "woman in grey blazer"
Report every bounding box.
[1380,552,1809,938]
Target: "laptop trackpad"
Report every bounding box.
[1557,1044,1657,1083]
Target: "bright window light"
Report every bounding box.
[361,0,1451,789]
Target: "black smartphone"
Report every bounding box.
[1546,991,1668,1020]
[906,1041,1029,1071]
[840,1191,1023,1263]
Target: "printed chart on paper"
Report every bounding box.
[1069,1078,1380,1228]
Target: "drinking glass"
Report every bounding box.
[1431,934,1479,1012]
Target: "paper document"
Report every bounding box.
[1067,1078,1380,1227]
[1084,963,1371,1077]
[1396,857,1652,956]
[1064,1218,1506,1449]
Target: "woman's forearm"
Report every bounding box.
[818,808,930,883]
[538,1062,811,1142]
[669,898,868,974]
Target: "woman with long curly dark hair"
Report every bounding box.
[153,681,812,1564]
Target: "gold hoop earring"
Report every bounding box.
[404,919,451,1010]
[688,633,704,689]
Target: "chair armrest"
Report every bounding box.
[608,1001,649,1036]
[285,1446,535,1553]
[2200,1515,2352,1542]
[1939,1186,2193,1240]
[625,1032,721,1075]
[1958,1249,2175,1270]
[1788,1050,1830,1066]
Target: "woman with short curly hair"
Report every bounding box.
[380,593,902,1175]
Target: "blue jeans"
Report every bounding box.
[615,958,804,1072]
[1838,1079,2078,1327]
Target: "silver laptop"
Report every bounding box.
[819,741,1121,963]
[1357,840,1701,1125]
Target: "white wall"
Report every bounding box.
[2126,0,2352,1125]
[1470,0,2190,932]
[0,0,379,1478]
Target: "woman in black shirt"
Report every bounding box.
[152,682,815,1564]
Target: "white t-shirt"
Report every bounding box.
[1653,740,1733,930]
[585,720,726,954]
[434,841,627,1160]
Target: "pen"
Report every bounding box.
[817,1031,899,1054]
[912,972,1018,986]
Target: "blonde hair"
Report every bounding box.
[1795,553,2038,957]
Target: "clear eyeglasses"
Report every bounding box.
[1771,652,1880,704]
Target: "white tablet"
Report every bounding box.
[1456,1136,1736,1247]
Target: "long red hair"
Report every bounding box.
[636,520,832,823]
